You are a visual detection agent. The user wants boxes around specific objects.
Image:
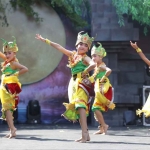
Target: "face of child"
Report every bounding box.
[4,51,15,61]
[92,54,102,63]
[76,42,89,55]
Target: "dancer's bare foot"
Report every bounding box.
[8,128,17,139]
[75,132,90,143]
[80,132,90,143]
[103,124,109,135]
[3,133,10,138]
[93,126,104,135]
[3,129,11,138]
[75,137,82,142]
[75,136,90,142]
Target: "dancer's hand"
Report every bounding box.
[100,76,105,83]
[81,71,88,78]
[130,41,139,50]
[35,34,45,42]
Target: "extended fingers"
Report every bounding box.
[35,34,41,39]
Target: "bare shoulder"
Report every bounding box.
[84,55,91,61]
[11,61,26,69]
[99,62,106,69]
[11,61,20,66]
[100,62,106,67]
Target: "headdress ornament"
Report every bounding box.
[75,31,94,49]
[1,36,18,53]
[91,42,106,57]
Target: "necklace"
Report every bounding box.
[93,62,105,78]
[67,51,87,68]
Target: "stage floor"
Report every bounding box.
[0,124,150,150]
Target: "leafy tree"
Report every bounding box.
[112,0,150,34]
[0,0,90,30]
[0,0,8,26]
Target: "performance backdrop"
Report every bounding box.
[0,3,78,124]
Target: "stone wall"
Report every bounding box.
[90,0,139,41]
[89,0,147,126]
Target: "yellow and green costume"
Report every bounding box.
[91,43,115,113]
[62,52,94,121]
[0,37,21,120]
[92,64,114,112]
[62,32,94,122]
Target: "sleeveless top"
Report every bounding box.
[67,51,87,75]
[2,63,18,76]
[71,61,87,75]
[95,71,106,80]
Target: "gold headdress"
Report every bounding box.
[91,42,106,57]
[75,31,94,49]
[1,36,18,53]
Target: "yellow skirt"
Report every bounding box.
[92,78,115,112]
[62,73,92,121]
[0,75,21,120]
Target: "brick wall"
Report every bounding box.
[89,0,148,126]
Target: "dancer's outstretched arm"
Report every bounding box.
[130,41,150,66]
[35,34,73,57]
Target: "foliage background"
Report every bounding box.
[0,0,91,30]
[112,0,150,34]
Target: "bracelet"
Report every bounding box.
[103,75,107,78]
[83,69,88,74]
[45,39,51,45]
[136,48,142,53]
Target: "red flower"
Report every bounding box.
[83,37,87,41]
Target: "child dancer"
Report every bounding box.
[35,31,96,143]
[0,37,28,138]
[130,41,150,117]
[91,42,115,135]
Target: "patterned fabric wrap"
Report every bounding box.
[0,75,21,120]
[92,77,115,112]
[62,73,94,122]
[62,52,95,121]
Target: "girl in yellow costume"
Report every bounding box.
[0,37,28,138]
[91,43,115,135]
[130,41,150,117]
[35,31,96,143]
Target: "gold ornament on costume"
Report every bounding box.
[75,31,94,49]
[67,51,87,68]
[92,62,106,78]
[91,42,106,57]
[1,36,18,53]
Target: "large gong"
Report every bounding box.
[0,1,65,84]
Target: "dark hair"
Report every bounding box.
[93,41,100,47]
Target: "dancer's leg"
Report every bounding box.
[75,119,82,142]
[93,124,104,135]
[94,110,108,134]
[5,110,17,138]
[3,117,11,138]
[76,108,90,143]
